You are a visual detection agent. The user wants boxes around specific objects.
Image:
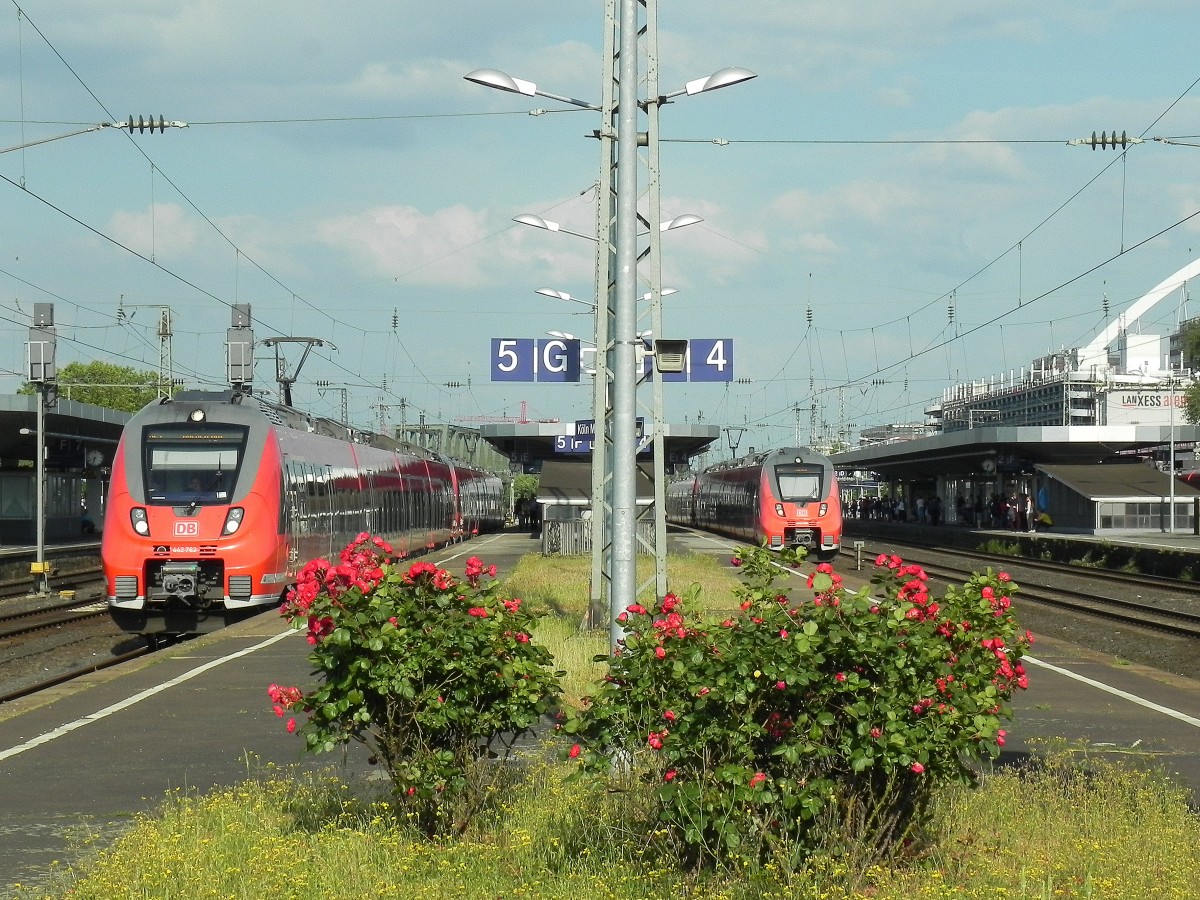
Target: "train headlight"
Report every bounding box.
[775,502,785,517]
[130,507,150,536]
[222,507,244,535]
[819,502,828,516]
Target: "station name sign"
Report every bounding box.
[555,417,646,453]
[490,338,734,382]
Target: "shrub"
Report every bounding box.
[269,533,562,836]
[562,545,1032,871]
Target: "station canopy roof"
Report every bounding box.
[0,394,129,469]
[1037,462,1200,501]
[831,424,1200,480]
[479,421,720,471]
[537,460,656,506]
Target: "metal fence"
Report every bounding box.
[540,519,655,556]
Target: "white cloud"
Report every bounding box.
[107,203,199,260]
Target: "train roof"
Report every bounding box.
[701,446,831,473]
[163,390,444,462]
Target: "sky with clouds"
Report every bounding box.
[1,1,1198,454]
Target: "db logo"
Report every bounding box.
[174,521,200,537]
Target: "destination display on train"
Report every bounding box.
[490,338,734,382]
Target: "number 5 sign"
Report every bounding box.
[491,338,582,382]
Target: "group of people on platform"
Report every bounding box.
[848,491,1052,532]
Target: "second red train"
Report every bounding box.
[666,446,843,560]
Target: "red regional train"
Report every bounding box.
[666,447,842,560]
[102,390,504,634]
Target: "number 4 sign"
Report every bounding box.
[690,339,733,382]
[643,339,734,382]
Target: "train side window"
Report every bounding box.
[278,472,289,534]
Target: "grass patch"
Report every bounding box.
[509,553,738,709]
[23,752,1200,899]
[504,551,737,619]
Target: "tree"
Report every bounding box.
[20,361,163,412]
[1184,381,1200,426]
[512,473,539,501]
[1177,320,1200,424]
[1180,320,1200,371]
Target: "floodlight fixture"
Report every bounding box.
[464,68,601,111]
[658,67,757,103]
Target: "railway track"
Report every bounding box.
[0,597,110,640]
[0,569,152,706]
[834,537,1200,641]
[0,644,155,705]
[0,566,102,601]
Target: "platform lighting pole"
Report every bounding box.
[605,0,641,648]
[641,0,670,607]
[466,6,752,649]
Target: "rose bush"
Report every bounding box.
[268,533,562,836]
[562,544,1031,869]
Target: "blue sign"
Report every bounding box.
[554,430,648,454]
[689,339,734,382]
[574,417,644,439]
[493,338,732,382]
[640,338,734,382]
[491,338,581,382]
[555,435,593,454]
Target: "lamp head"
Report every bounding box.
[688,66,757,95]
[463,69,536,97]
[513,214,556,231]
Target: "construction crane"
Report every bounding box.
[457,400,559,425]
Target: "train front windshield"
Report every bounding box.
[142,424,248,505]
[774,464,823,502]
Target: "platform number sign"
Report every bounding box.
[690,339,734,382]
[641,338,734,382]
